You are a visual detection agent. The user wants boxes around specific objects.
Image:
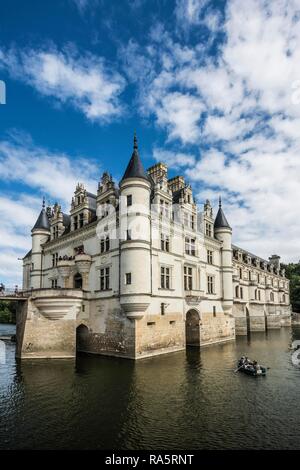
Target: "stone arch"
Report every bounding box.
[76,323,89,352]
[185,309,201,347]
[74,272,83,289]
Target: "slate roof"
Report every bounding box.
[214,197,231,229]
[121,134,150,182]
[32,208,50,231]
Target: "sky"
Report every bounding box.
[0,0,300,285]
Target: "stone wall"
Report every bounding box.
[200,311,235,346]
[76,309,136,359]
[135,313,185,358]
[233,304,247,335]
[16,289,83,359]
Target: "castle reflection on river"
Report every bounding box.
[0,323,300,450]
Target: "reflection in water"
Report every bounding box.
[0,323,300,449]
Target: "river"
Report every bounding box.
[0,323,300,450]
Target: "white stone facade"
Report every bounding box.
[20,143,291,359]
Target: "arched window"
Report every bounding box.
[235,285,239,298]
[282,294,285,303]
[240,287,243,299]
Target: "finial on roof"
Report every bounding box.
[42,197,45,209]
[133,131,138,150]
[219,196,222,208]
[120,133,149,183]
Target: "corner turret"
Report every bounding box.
[31,198,51,289]
[214,197,233,314]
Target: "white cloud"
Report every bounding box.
[0,132,99,205]
[153,148,195,169]
[125,0,300,262]
[0,133,100,285]
[175,0,209,26]
[0,46,126,122]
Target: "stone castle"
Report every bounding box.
[18,134,291,359]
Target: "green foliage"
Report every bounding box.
[0,300,15,323]
[282,262,300,312]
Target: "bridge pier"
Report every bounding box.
[15,289,83,359]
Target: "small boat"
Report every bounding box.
[236,357,267,377]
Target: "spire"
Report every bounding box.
[214,195,231,230]
[32,198,50,232]
[120,133,149,183]
[133,130,138,150]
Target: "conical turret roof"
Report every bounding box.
[32,199,50,231]
[121,133,150,182]
[214,196,231,229]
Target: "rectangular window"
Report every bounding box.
[207,250,213,265]
[207,275,214,294]
[100,267,110,290]
[185,237,196,256]
[205,223,212,237]
[52,253,58,267]
[240,287,243,299]
[100,236,110,253]
[161,234,170,252]
[213,306,216,317]
[161,266,170,289]
[74,216,78,230]
[127,195,132,207]
[191,214,195,230]
[79,213,84,228]
[184,266,193,290]
[125,273,131,285]
[51,279,58,288]
[184,212,189,226]
[126,230,132,241]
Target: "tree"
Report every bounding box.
[0,301,16,323]
[282,262,300,313]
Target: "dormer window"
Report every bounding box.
[160,199,169,217]
[205,222,212,237]
[79,213,84,228]
[161,234,170,252]
[185,237,196,256]
[100,236,110,253]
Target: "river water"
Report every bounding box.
[0,323,300,450]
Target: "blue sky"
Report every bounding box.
[0,0,300,284]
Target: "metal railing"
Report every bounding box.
[0,287,28,298]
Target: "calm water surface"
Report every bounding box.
[0,323,300,450]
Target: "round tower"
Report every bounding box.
[119,134,152,319]
[31,199,51,289]
[214,197,233,313]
